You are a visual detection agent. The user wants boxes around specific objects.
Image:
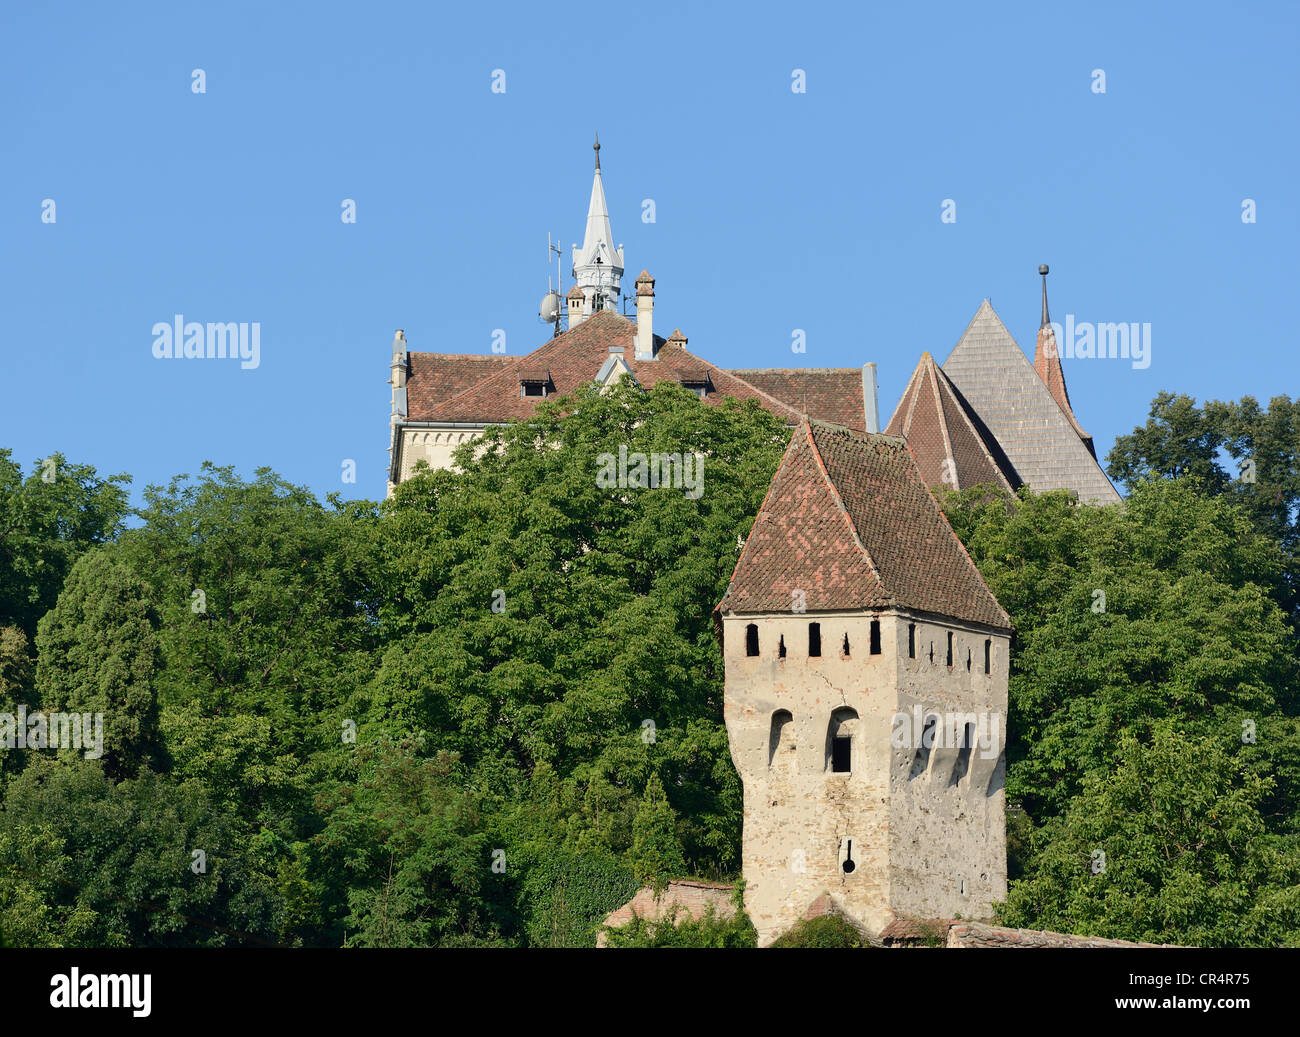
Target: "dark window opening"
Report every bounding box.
[950,724,975,786]
[521,380,548,398]
[984,639,991,674]
[745,623,759,657]
[966,647,972,671]
[778,634,786,659]
[808,622,821,657]
[842,632,851,657]
[827,707,857,774]
[769,710,793,768]
[680,380,709,399]
[946,631,953,667]
[841,838,856,874]
[870,619,881,655]
[908,623,915,659]
[928,642,934,665]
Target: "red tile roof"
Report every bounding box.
[1033,325,1093,446]
[717,421,1011,630]
[727,369,866,429]
[404,310,805,425]
[885,352,1017,494]
[405,353,520,418]
[402,313,866,432]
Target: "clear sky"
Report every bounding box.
[2,1,1296,505]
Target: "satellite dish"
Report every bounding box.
[539,290,562,322]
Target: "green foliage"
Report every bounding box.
[768,914,870,948]
[514,846,638,948]
[0,450,130,639]
[947,471,1300,945]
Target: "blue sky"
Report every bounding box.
[2,1,1296,505]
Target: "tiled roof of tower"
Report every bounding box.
[885,352,1017,494]
[1033,324,1092,446]
[717,421,1011,630]
[402,310,862,426]
[727,369,866,429]
[942,301,1121,505]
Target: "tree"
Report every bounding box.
[0,450,130,639]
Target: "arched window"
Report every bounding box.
[808,622,821,657]
[745,623,759,657]
[827,707,858,773]
[769,709,794,768]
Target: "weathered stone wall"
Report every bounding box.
[595,881,735,947]
[723,609,1009,946]
[889,614,1009,921]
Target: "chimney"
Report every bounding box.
[635,270,655,360]
[862,362,879,434]
[567,285,586,329]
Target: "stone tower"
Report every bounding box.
[715,420,1013,945]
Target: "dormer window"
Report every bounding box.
[679,373,712,399]
[520,373,553,398]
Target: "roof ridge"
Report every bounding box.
[427,309,636,416]
[898,434,1013,630]
[930,362,1018,495]
[804,423,887,593]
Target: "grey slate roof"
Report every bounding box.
[941,301,1121,505]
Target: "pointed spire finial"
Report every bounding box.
[1038,264,1050,328]
[594,131,600,171]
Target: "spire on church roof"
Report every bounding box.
[572,134,624,311]
[1031,265,1090,448]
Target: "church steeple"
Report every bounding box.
[571,134,624,322]
[1032,264,1094,454]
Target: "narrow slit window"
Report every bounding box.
[778,634,787,659]
[908,623,915,659]
[842,632,851,657]
[870,619,881,655]
[946,631,953,667]
[808,622,821,657]
[984,639,991,674]
[745,623,759,657]
[966,647,972,671]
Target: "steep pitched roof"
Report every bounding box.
[1033,323,1093,447]
[941,301,1121,504]
[727,369,866,429]
[885,352,1017,494]
[717,421,1011,630]
[402,310,866,427]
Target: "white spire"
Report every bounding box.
[571,133,624,316]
